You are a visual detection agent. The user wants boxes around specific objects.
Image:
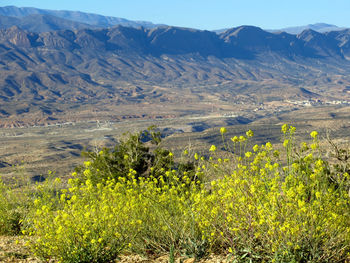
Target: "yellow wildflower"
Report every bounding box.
[209,145,216,152]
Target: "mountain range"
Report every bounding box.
[0,6,347,34]
[1,6,350,127]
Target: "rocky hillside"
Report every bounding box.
[1,23,350,126]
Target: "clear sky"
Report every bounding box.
[0,0,349,30]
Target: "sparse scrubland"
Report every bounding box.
[1,125,350,262]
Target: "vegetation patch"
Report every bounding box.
[1,125,350,262]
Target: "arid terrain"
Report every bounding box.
[1,102,350,181]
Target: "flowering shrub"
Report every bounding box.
[27,125,350,262]
[29,168,204,262]
[194,125,350,262]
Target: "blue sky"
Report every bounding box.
[0,0,349,30]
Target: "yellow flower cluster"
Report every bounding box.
[26,125,350,262]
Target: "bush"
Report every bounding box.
[30,179,128,262]
[29,129,202,262]
[30,169,204,262]
[28,125,350,262]
[73,127,196,185]
[194,125,350,262]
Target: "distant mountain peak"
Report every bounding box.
[268,23,346,35]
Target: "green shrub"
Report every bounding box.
[73,127,196,186]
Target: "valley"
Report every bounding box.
[1,100,350,181]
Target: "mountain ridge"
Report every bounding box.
[1,24,349,58]
[0,13,100,32]
[215,23,348,35]
[1,6,348,37]
[0,6,163,29]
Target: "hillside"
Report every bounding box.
[0,24,350,126]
